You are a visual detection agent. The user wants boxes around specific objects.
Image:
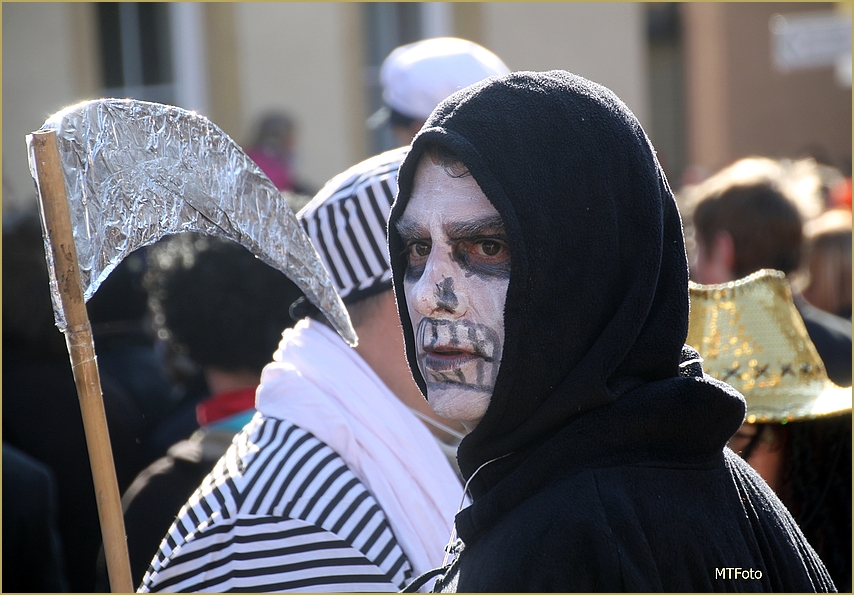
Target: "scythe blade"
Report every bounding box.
[26,98,357,346]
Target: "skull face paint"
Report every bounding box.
[396,156,509,431]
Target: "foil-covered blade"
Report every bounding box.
[26,98,356,346]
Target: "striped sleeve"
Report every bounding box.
[139,415,413,593]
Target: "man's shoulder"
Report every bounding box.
[141,512,408,592]
[140,415,414,592]
[210,415,373,520]
[797,297,852,343]
[795,297,852,385]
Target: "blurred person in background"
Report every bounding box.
[96,233,305,587]
[245,111,313,195]
[3,209,157,592]
[685,157,852,387]
[86,246,180,464]
[3,443,69,592]
[802,209,852,320]
[370,37,510,146]
[688,270,851,591]
[795,146,852,212]
[787,157,844,219]
[828,176,852,211]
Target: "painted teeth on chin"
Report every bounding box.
[474,325,494,359]
[436,324,453,349]
[426,322,453,352]
[420,319,495,360]
[462,323,493,359]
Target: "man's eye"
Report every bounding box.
[477,240,503,257]
[409,242,430,258]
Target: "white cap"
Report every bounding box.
[379,37,510,122]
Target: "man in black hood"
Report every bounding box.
[388,70,835,592]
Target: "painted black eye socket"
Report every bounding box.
[404,241,429,280]
[453,237,510,278]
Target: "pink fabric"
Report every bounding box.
[247,147,293,190]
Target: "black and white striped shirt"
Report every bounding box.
[139,414,413,592]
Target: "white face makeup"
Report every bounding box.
[396,156,510,431]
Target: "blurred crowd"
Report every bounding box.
[3,35,851,594]
[678,155,852,591]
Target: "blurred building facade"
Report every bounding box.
[3,2,851,216]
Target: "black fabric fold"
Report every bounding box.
[454,370,745,547]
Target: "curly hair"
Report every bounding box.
[146,234,304,375]
[742,416,851,590]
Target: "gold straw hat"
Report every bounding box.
[687,269,852,424]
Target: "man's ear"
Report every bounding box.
[711,230,736,277]
[693,230,736,284]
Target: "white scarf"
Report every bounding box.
[256,318,462,578]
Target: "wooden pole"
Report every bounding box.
[30,130,134,594]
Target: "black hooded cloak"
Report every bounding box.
[388,71,835,592]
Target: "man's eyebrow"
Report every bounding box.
[395,218,426,239]
[445,216,506,238]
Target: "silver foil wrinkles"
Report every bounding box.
[27,98,356,345]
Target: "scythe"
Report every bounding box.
[27,99,357,592]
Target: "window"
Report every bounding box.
[97,3,175,104]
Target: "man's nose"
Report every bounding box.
[410,254,467,318]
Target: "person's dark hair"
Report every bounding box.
[803,209,852,319]
[146,234,304,375]
[424,144,471,178]
[690,161,803,277]
[2,209,68,359]
[783,416,852,592]
[739,416,852,590]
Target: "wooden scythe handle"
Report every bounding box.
[31,130,135,593]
